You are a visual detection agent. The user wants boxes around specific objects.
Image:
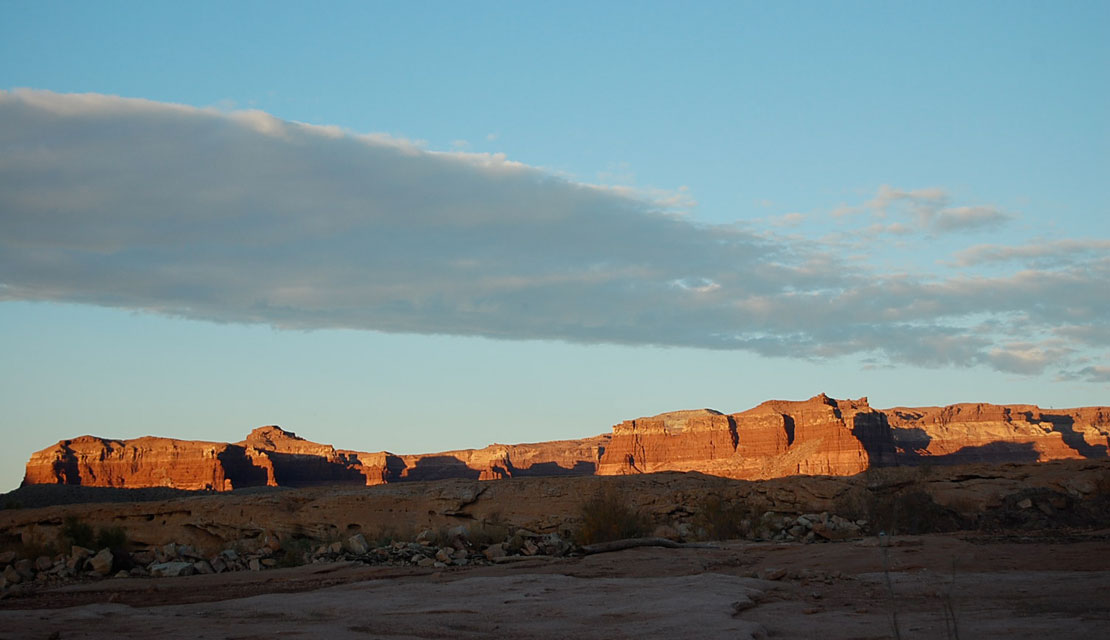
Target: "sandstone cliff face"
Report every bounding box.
[22,435,248,491]
[22,427,609,491]
[596,394,896,479]
[21,395,1109,490]
[888,403,1110,464]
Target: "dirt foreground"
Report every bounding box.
[1,531,1107,639]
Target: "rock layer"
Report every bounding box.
[20,394,1110,490]
[23,426,610,491]
[596,394,897,479]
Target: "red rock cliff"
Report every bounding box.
[21,396,1109,489]
[887,403,1110,464]
[596,394,896,479]
[22,427,609,491]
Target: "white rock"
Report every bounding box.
[149,561,196,578]
[88,549,114,575]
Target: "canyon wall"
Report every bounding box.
[22,426,610,491]
[21,394,1109,490]
[596,394,897,479]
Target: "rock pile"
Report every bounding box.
[755,511,866,543]
[0,526,575,599]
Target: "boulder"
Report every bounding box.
[0,551,16,566]
[14,559,34,580]
[34,556,53,572]
[68,546,92,571]
[3,565,20,585]
[88,548,114,576]
[347,534,370,555]
[482,543,507,560]
[149,562,196,577]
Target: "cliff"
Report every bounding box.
[22,426,610,491]
[20,395,1109,490]
[887,403,1110,464]
[596,394,896,479]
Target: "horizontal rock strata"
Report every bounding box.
[20,394,1109,491]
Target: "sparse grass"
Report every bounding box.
[575,485,651,545]
[367,523,418,548]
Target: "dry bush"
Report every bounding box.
[694,494,751,541]
[575,485,651,545]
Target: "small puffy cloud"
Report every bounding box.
[0,89,1105,380]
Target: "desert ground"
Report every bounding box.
[3,458,1108,639]
[2,529,1108,639]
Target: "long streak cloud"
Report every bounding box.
[1,90,1106,379]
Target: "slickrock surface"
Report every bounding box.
[2,457,1108,639]
[2,534,1107,639]
[19,394,1109,491]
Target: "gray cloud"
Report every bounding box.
[953,239,1110,267]
[0,90,1106,379]
[834,185,1012,235]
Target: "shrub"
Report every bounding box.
[60,516,95,549]
[95,526,128,550]
[575,485,651,545]
[694,494,750,541]
[60,516,129,550]
[277,537,315,567]
[864,489,964,535]
[468,513,511,547]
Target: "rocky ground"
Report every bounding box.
[1,460,1108,638]
[0,530,1107,639]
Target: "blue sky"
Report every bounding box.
[1,1,1107,490]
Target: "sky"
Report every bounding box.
[0,1,1107,491]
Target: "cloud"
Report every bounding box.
[932,205,1010,231]
[953,239,1110,267]
[0,89,1106,381]
[836,185,1012,234]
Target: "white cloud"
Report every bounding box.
[0,90,1106,380]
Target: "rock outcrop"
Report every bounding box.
[596,394,897,479]
[20,394,1109,491]
[888,403,1110,464]
[22,427,610,491]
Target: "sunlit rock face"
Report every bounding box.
[597,394,898,479]
[21,396,1109,490]
[21,427,610,491]
[887,403,1110,464]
